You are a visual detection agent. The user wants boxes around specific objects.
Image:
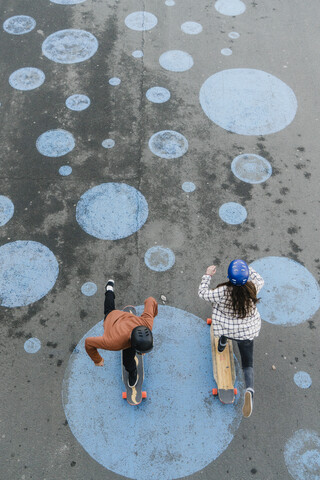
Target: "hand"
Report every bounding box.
[206,265,216,276]
[95,359,104,367]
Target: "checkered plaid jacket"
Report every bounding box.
[198,267,264,340]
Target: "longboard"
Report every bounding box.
[121,305,147,405]
[207,318,237,404]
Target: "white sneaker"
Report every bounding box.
[242,388,254,418]
[105,279,114,292]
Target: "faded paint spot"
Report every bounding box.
[215,0,246,16]
[81,282,97,296]
[36,129,75,157]
[42,29,98,64]
[146,87,171,104]
[228,32,240,39]
[231,154,272,184]
[66,94,90,111]
[221,48,232,56]
[159,50,194,72]
[59,166,72,176]
[132,50,143,58]
[294,371,312,389]
[165,0,175,5]
[3,15,36,35]
[24,338,41,353]
[109,77,121,86]
[9,67,45,91]
[181,22,203,35]
[284,430,320,480]
[0,196,14,226]
[102,139,115,149]
[182,182,196,192]
[219,202,247,224]
[144,246,175,271]
[125,12,158,31]
[149,130,188,159]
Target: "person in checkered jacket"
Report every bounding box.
[198,260,264,418]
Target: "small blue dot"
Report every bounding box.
[59,166,72,176]
[221,48,232,56]
[145,246,175,272]
[294,371,312,389]
[132,50,144,58]
[24,338,41,353]
[109,77,121,86]
[0,196,14,226]
[81,282,97,296]
[102,139,115,149]
[182,182,196,192]
[219,202,247,224]
[228,32,240,39]
[146,87,171,104]
[66,94,90,111]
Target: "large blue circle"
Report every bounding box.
[42,29,98,64]
[3,15,36,35]
[36,129,75,157]
[250,257,320,326]
[148,130,188,159]
[284,430,320,480]
[0,195,14,226]
[62,305,244,479]
[76,183,149,240]
[199,69,297,135]
[9,68,45,91]
[0,241,59,307]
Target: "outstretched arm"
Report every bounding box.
[85,336,106,365]
[198,265,221,303]
[249,266,264,293]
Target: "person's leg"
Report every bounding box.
[104,280,115,317]
[236,339,254,418]
[123,347,138,387]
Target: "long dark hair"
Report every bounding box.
[217,281,260,318]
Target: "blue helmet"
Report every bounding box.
[228,259,249,286]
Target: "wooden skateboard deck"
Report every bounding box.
[207,319,237,404]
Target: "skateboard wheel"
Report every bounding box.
[142,391,147,399]
[122,392,127,399]
[207,318,212,325]
[234,388,238,395]
[212,388,218,396]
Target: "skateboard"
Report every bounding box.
[121,306,147,406]
[207,318,237,404]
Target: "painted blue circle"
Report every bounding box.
[24,338,41,353]
[284,430,320,480]
[144,246,175,272]
[199,69,298,135]
[36,129,75,157]
[221,48,232,56]
[215,0,246,16]
[76,183,149,240]
[125,12,158,31]
[66,94,90,111]
[3,15,36,35]
[219,202,247,224]
[132,50,143,58]
[51,0,86,3]
[109,77,121,86]
[231,154,272,184]
[159,50,194,72]
[182,182,196,192]
[59,165,72,176]
[62,305,244,479]
[146,87,171,103]
[149,130,188,159]
[42,29,98,64]
[102,139,115,149]
[0,196,14,226]
[9,68,45,91]
[81,282,97,296]
[181,22,203,35]
[0,241,59,308]
[165,0,175,5]
[229,31,240,39]
[294,372,312,389]
[250,257,320,326]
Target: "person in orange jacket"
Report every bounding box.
[85,280,158,387]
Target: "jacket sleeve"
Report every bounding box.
[198,274,222,304]
[140,297,158,330]
[249,266,264,294]
[85,336,107,364]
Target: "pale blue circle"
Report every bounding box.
[42,29,98,64]
[284,430,320,480]
[144,246,175,272]
[81,282,97,296]
[165,0,175,5]
[66,94,90,111]
[146,87,171,103]
[182,182,196,192]
[149,130,188,159]
[24,338,41,353]
[102,139,115,148]
[294,372,312,389]
[62,305,244,479]
[159,50,194,72]
[181,22,203,35]
[221,48,232,56]
[3,15,36,35]
[132,50,143,58]
[0,196,14,226]
[199,69,298,135]
[0,241,59,307]
[59,165,72,176]
[9,68,45,91]
[109,77,121,86]
[51,0,86,3]
[219,202,247,224]
[76,183,148,240]
[250,257,320,326]
[215,0,246,16]
[229,31,240,39]
[125,12,158,31]
[231,154,272,184]
[36,129,75,157]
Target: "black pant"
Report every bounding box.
[220,335,254,390]
[104,290,136,373]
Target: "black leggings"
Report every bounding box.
[104,290,137,373]
[220,335,254,390]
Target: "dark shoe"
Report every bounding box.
[105,279,114,293]
[242,388,254,418]
[218,337,227,353]
[128,368,138,388]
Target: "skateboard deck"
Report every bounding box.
[207,318,237,404]
[121,305,147,405]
